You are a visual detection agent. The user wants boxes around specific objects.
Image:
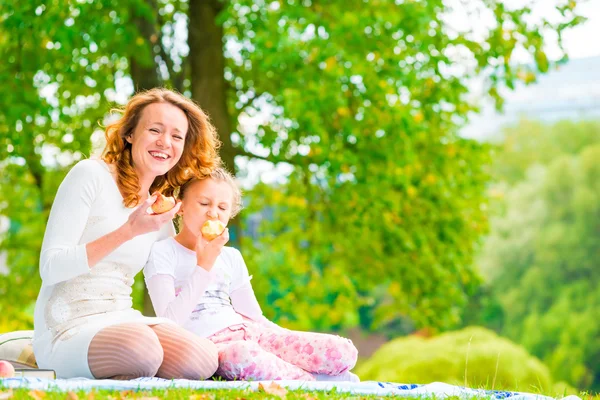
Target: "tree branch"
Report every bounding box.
[233,146,310,167]
[130,0,162,90]
[173,56,188,93]
[156,11,179,88]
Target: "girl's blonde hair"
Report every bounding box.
[179,167,243,218]
[102,88,221,207]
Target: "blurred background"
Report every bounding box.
[1,0,599,394]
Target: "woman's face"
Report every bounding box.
[126,102,189,180]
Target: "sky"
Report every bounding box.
[444,0,600,62]
[458,0,600,139]
[530,0,600,61]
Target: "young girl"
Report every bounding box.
[143,168,358,381]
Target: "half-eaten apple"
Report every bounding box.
[201,220,226,241]
[151,192,176,214]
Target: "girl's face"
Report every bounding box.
[179,178,233,235]
[126,102,188,180]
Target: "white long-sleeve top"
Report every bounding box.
[33,159,173,377]
[143,237,279,337]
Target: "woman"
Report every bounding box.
[33,88,220,380]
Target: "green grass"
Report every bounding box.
[0,387,453,400]
[0,387,567,400]
[1,386,599,400]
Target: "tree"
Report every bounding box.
[0,0,585,331]
[475,121,600,389]
[491,119,600,185]
[218,0,583,331]
[0,0,138,326]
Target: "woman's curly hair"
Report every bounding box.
[101,88,221,207]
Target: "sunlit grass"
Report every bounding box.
[1,385,598,400]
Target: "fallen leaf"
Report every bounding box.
[300,394,319,400]
[66,392,79,400]
[28,390,46,400]
[258,381,288,398]
[189,395,213,400]
[0,390,13,400]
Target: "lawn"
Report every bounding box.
[1,387,599,400]
[0,387,420,400]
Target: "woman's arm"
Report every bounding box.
[40,161,102,285]
[40,160,180,286]
[84,195,179,267]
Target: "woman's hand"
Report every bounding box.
[196,228,229,271]
[87,196,180,268]
[124,195,182,239]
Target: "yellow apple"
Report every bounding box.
[151,192,176,214]
[201,220,226,241]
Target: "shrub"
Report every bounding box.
[356,326,560,394]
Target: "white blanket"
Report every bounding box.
[0,377,582,400]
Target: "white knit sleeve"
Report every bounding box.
[39,160,102,286]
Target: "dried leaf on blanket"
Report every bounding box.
[258,381,288,398]
[0,389,13,400]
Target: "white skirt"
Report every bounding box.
[33,308,173,379]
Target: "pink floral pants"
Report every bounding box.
[208,322,358,381]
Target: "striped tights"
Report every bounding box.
[88,323,218,380]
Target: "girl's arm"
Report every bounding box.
[228,247,284,330]
[145,271,214,324]
[144,245,215,324]
[230,283,283,330]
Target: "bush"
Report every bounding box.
[356,326,565,394]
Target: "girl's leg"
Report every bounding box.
[253,327,358,376]
[215,340,314,381]
[88,323,164,380]
[150,323,219,380]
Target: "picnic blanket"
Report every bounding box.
[0,377,582,400]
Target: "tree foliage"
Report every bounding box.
[226,0,583,331]
[0,0,585,332]
[491,119,600,185]
[475,120,600,389]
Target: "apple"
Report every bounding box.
[151,192,176,214]
[201,220,226,241]
[0,360,15,378]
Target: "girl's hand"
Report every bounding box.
[196,227,229,271]
[124,195,182,239]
